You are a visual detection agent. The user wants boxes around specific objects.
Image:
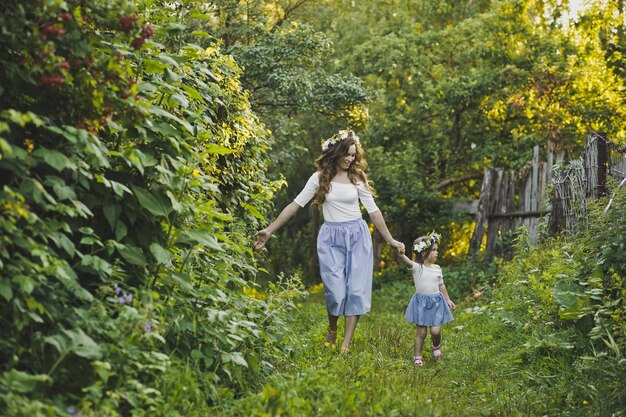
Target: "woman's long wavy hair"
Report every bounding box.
[312,131,375,207]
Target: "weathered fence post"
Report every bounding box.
[485,168,504,258]
[597,136,608,197]
[547,141,554,183]
[584,133,609,199]
[470,168,494,254]
[521,168,532,231]
[529,146,540,244]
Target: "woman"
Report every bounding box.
[254,130,404,353]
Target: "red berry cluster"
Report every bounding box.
[119,14,139,33]
[58,12,72,22]
[37,74,65,86]
[39,24,66,40]
[131,24,155,49]
[35,12,74,87]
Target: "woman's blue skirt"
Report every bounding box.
[317,218,373,316]
[405,292,454,327]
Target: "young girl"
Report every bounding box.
[398,232,455,366]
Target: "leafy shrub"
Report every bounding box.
[486,189,626,413]
[442,256,498,300]
[0,1,302,415]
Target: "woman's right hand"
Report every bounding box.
[253,229,272,251]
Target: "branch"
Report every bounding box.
[488,210,550,219]
[435,173,483,190]
[269,0,315,32]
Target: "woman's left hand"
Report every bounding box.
[447,299,456,310]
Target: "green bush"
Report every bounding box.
[486,190,626,413]
[0,1,303,415]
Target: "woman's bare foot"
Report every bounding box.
[324,328,337,347]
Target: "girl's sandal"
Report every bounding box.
[413,356,424,367]
[432,344,443,361]
[339,346,350,355]
[323,328,337,348]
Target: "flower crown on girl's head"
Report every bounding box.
[413,231,441,253]
[321,129,360,151]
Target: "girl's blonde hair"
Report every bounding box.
[312,132,375,207]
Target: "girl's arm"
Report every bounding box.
[253,201,301,250]
[397,253,414,268]
[439,282,456,309]
[369,210,404,254]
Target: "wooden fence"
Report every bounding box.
[469,145,552,258]
[469,133,626,259]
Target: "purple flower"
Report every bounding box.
[119,292,133,304]
[145,321,152,331]
[67,407,83,417]
[114,284,122,295]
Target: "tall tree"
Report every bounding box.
[296,0,626,248]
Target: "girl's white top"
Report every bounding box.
[409,263,444,295]
[293,172,379,222]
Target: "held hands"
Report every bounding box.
[390,240,405,255]
[253,229,272,251]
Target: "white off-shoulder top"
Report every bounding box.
[293,172,379,222]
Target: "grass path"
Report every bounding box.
[212,281,580,416]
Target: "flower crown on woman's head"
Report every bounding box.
[413,231,441,253]
[321,129,360,151]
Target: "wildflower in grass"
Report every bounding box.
[145,321,152,331]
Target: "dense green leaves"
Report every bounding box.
[0,1,303,415]
[488,189,626,412]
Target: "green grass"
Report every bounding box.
[206,280,607,417]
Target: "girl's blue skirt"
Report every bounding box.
[405,292,454,327]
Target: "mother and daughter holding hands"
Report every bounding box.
[254,130,455,366]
